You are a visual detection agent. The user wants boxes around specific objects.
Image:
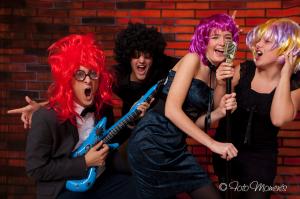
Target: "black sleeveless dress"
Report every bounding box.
[213,60,300,185]
[128,70,213,199]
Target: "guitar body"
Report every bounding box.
[65,118,107,192]
[65,79,166,192]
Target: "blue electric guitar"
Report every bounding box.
[66,79,166,192]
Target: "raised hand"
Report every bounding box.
[7,96,44,129]
[280,51,298,76]
[215,93,237,118]
[216,62,234,86]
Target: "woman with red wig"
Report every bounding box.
[25,34,137,199]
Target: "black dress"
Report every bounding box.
[213,60,300,185]
[128,70,213,199]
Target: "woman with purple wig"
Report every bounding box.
[128,14,239,199]
[213,18,300,199]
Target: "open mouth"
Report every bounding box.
[136,65,147,74]
[84,88,92,97]
[255,50,263,57]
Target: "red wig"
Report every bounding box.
[47,33,113,123]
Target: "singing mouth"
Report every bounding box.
[255,50,263,56]
[84,88,92,97]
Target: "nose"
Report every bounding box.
[138,55,145,63]
[219,37,225,46]
[256,39,263,48]
[83,75,92,83]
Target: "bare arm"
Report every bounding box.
[271,53,300,126]
[165,53,237,160]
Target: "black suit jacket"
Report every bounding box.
[26,105,114,199]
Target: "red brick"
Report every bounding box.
[53,18,81,25]
[115,10,129,17]
[277,166,300,175]
[281,121,300,130]
[164,49,175,57]
[247,1,281,9]
[174,50,186,57]
[69,26,96,33]
[162,10,194,18]
[0,82,27,90]
[283,0,300,8]
[176,19,199,26]
[13,8,37,16]
[278,148,300,156]
[211,2,246,9]
[69,10,97,17]
[283,139,300,147]
[278,131,300,138]
[246,18,269,26]
[267,7,300,17]
[145,18,175,25]
[167,41,190,49]
[284,157,300,165]
[146,2,175,9]
[161,26,194,34]
[36,72,52,81]
[0,64,25,72]
[0,23,9,31]
[97,10,116,17]
[10,55,37,64]
[37,9,68,17]
[0,8,12,15]
[130,10,160,17]
[70,1,83,9]
[176,3,209,9]
[26,0,53,8]
[84,2,115,9]
[195,10,227,18]
[232,9,265,17]
[176,34,193,41]
[8,159,25,167]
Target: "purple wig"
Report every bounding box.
[189,14,239,65]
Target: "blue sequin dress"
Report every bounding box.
[128,70,213,199]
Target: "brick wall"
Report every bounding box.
[0,0,299,198]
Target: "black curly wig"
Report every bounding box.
[114,23,167,76]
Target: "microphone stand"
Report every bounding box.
[224,41,237,199]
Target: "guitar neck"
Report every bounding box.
[102,84,159,144]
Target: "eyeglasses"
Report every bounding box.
[74,70,99,81]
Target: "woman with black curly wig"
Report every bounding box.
[111,23,179,173]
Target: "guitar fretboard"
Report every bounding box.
[102,84,161,144]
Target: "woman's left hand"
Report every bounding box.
[281,51,298,77]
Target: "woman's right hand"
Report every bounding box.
[85,141,109,167]
[7,96,42,129]
[216,62,234,86]
[209,140,238,161]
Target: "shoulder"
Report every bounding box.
[32,107,57,125]
[177,53,201,69]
